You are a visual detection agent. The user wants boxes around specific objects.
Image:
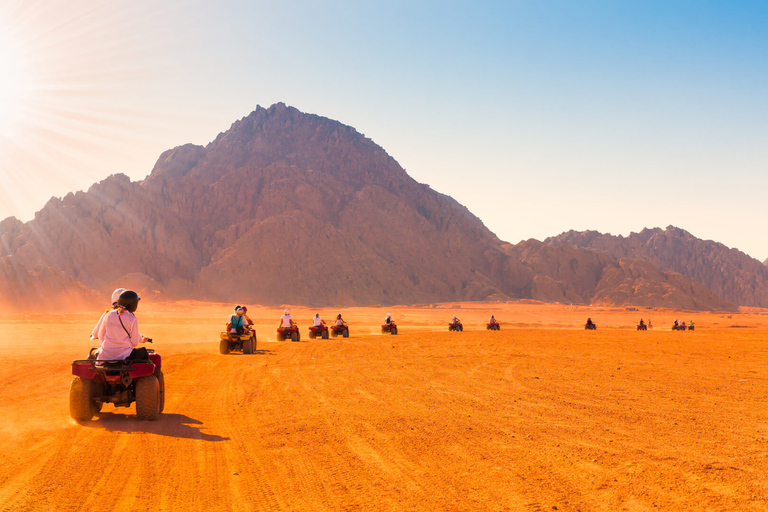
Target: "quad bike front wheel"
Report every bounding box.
[155,370,165,414]
[69,377,95,422]
[136,375,161,421]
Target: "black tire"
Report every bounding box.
[155,369,165,413]
[321,329,329,340]
[343,328,349,338]
[291,331,299,342]
[219,339,229,354]
[459,325,463,332]
[243,338,253,354]
[381,328,386,334]
[331,330,338,337]
[69,377,95,422]
[391,327,398,335]
[277,332,285,341]
[135,375,160,420]
[309,331,316,339]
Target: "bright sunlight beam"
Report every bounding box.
[0,29,33,139]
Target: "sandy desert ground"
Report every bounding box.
[1,301,768,511]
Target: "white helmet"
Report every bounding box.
[111,288,127,305]
[284,309,290,314]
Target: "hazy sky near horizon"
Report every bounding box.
[1,1,767,259]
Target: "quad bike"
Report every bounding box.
[70,344,164,423]
[486,323,500,331]
[381,322,398,335]
[220,329,257,354]
[309,324,330,339]
[448,321,463,332]
[331,324,350,338]
[688,325,695,331]
[585,323,597,330]
[637,324,647,331]
[672,324,687,331]
[277,324,301,342]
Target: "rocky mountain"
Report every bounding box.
[546,227,768,308]
[0,104,748,312]
[502,240,735,311]
[0,104,536,308]
[764,258,768,267]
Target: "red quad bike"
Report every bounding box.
[487,322,500,331]
[585,323,597,330]
[448,321,463,332]
[277,325,301,342]
[331,324,350,338]
[70,343,164,423]
[637,324,647,331]
[672,324,687,331]
[381,322,398,335]
[220,329,257,354]
[309,324,329,339]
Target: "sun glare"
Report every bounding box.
[0,31,33,139]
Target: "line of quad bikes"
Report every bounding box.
[67,317,510,423]
[585,322,694,331]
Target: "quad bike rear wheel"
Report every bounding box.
[321,329,329,339]
[244,337,253,354]
[331,330,338,337]
[220,339,230,354]
[291,331,299,342]
[309,331,316,339]
[391,327,398,335]
[155,370,165,414]
[343,328,349,338]
[69,377,95,422]
[136,375,161,421]
[277,332,285,341]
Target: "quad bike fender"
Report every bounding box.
[72,360,157,380]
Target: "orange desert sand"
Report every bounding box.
[1,301,768,511]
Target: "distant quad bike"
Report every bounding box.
[585,323,597,330]
[448,321,463,332]
[70,346,164,422]
[277,325,301,342]
[309,324,330,339]
[672,324,687,331]
[487,322,500,331]
[220,329,257,354]
[688,325,695,331]
[637,324,647,331]
[331,324,350,338]
[381,322,398,335]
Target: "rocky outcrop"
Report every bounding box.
[547,227,768,308]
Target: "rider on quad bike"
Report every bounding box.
[585,318,597,330]
[449,315,463,331]
[487,315,500,330]
[331,314,349,338]
[309,313,329,339]
[71,289,163,422]
[227,307,248,335]
[277,309,300,341]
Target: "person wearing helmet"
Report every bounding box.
[335,314,346,327]
[385,313,392,325]
[227,307,247,335]
[489,315,498,326]
[280,309,294,329]
[90,288,126,344]
[313,313,326,328]
[94,290,150,361]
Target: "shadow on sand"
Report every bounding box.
[86,413,229,442]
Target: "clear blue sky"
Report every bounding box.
[1,0,767,260]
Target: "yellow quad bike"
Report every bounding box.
[220,330,257,354]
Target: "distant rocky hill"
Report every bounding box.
[0,104,748,312]
[764,258,768,267]
[546,227,768,308]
